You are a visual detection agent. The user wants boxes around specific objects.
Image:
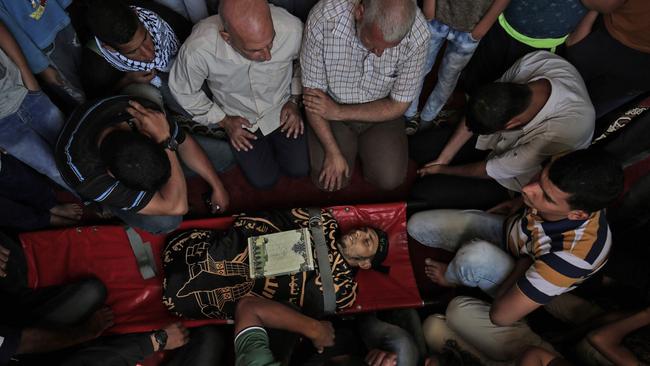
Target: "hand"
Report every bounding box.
[470,27,486,41]
[221,116,257,152]
[365,349,397,366]
[123,70,156,85]
[280,100,304,139]
[0,244,9,278]
[303,88,342,121]
[161,322,190,351]
[319,152,349,191]
[487,196,524,216]
[38,66,64,86]
[126,100,171,143]
[417,160,448,177]
[309,320,335,354]
[209,184,230,214]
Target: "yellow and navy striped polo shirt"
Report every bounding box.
[505,208,611,304]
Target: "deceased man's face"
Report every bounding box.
[337,227,379,269]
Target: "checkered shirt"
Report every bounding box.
[301,0,430,104]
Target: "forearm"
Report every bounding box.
[437,120,474,163]
[588,308,650,366]
[422,0,435,20]
[495,257,533,300]
[566,10,598,46]
[336,98,409,123]
[153,150,188,215]
[235,297,321,340]
[472,0,511,37]
[177,135,223,192]
[306,110,342,156]
[438,161,489,178]
[0,22,38,90]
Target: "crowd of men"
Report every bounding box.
[0,0,649,364]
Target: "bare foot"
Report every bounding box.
[75,307,115,342]
[50,214,79,227]
[50,203,83,220]
[424,258,456,288]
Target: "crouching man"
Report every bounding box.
[408,149,624,362]
[56,96,232,234]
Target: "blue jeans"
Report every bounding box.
[0,91,70,190]
[407,209,514,297]
[405,20,480,125]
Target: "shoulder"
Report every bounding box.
[407,9,431,47]
[270,5,303,35]
[504,51,581,82]
[306,0,351,28]
[181,16,222,53]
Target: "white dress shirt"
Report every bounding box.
[169,5,303,135]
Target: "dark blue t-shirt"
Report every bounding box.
[504,0,588,38]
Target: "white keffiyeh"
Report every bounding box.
[96,6,179,88]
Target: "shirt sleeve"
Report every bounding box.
[234,327,281,366]
[300,10,328,91]
[486,139,576,182]
[80,174,155,213]
[516,254,585,305]
[0,7,50,73]
[390,30,429,103]
[169,45,226,126]
[0,325,21,365]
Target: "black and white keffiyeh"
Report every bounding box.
[95,6,179,87]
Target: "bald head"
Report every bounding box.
[219,0,275,62]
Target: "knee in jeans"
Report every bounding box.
[454,240,496,270]
[407,211,445,245]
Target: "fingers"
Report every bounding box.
[229,132,256,152]
[284,118,304,139]
[417,166,433,177]
[127,100,148,114]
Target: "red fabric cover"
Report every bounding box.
[20,202,421,335]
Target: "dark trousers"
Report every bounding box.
[0,233,107,329]
[308,118,408,191]
[408,124,510,210]
[565,18,650,118]
[0,154,57,231]
[233,127,310,189]
[61,325,226,366]
[460,22,549,94]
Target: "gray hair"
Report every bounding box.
[360,0,416,43]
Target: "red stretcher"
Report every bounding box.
[20,202,422,335]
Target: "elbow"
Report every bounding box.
[489,306,515,327]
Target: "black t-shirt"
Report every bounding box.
[55,96,185,212]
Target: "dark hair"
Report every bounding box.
[100,130,171,191]
[548,149,624,213]
[86,0,140,48]
[465,82,532,134]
